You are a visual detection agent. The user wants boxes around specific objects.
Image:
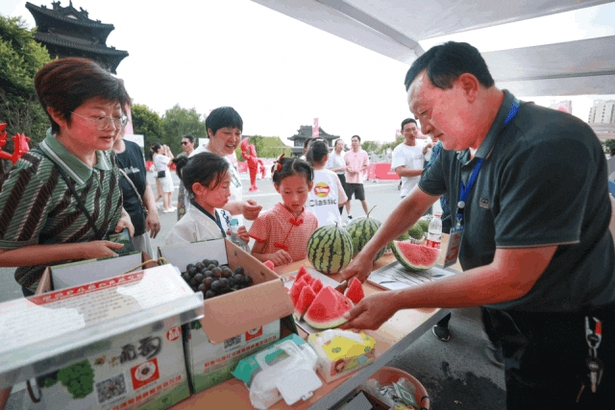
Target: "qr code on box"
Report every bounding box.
[224,334,242,349]
[96,373,126,404]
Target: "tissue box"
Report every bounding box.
[307,329,376,383]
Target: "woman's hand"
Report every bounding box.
[116,208,135,237]
[79,241,125,260]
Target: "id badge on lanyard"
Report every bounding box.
[443,225,463,268]
[443,98,520,268]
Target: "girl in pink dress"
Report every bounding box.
[250,155,318,266]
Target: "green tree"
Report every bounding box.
[362,140,382,154]
[236,135,292,159]
[603,139,615,155]
[130,104,163,157]
[161,105,207,155]
[0,16,51,148]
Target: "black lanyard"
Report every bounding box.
[190,200,226,238]
[456,98,520,226]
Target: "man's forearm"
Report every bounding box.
[394,166,423,178]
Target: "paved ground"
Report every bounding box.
[1,171,506,409]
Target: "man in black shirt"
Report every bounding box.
[342,42,614,409]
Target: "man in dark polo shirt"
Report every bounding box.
[341,41,615,408]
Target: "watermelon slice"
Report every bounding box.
[290,277,308,305]
[295,265,310,282]
[293,285,317,320]
[344,277,364,304]
[391,241,439,271]
[304,286,354,329]
[311,278,323,294]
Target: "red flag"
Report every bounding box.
[312,118,319,139]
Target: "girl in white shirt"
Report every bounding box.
[166,152,250,245]
[306,140,347,226]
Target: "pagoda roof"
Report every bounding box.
[35,32,128,57]
[26,2,114,42]
[287,125,339,141]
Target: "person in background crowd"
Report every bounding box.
[306,139,347,226]
[151,143,175,213]
[392,118,430,199]
[300,138,311,160]
[341,41,615,409]
[166,152,249,245]
[113,126,160,257]
[344,135,370,220]
[326,138,348,215]
[191,106,262,221]
[0,57,133,295]
[176,134,195,220]
[250,156,318,266]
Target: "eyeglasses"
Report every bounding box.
[71,112,128,130]
[181,141,189,145]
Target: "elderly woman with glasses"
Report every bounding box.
[0,57,134,296]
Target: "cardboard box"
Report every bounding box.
[35,320,190,410]
[42,251,158,291]
[158,238,295,394]
[2,265,203,410]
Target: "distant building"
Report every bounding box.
[26,1,128,73]
[588,100,615,124]
[287,125,340,157]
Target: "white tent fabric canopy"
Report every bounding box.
[251,0,615,97]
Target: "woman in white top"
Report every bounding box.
[151,143,176,213]
[190,106,262,221]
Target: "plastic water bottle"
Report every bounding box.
[425,213,442,249]
[229,218,250,252]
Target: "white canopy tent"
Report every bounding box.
[251,0,615,137]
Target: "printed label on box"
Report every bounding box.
[186,320,280,394]
[36,325,189,410]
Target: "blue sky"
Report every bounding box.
[3,0,615,145]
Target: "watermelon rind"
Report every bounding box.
[304,286,353,329]
[391,241,439,271]
[307,224,353,275]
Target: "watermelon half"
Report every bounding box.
[391,241,439,271]
[304,286,354,329]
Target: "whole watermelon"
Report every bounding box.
[307,224,353,275]
[346,206,385,261]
